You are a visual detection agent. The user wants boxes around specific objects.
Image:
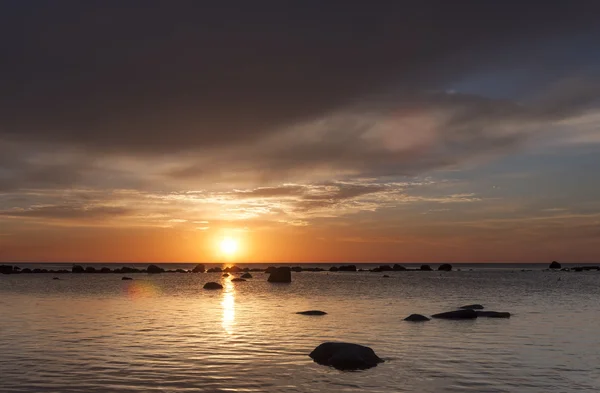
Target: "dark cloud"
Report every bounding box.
[0,204,131,220]
[1,1,599,155]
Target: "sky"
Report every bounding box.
[1,1,600,263]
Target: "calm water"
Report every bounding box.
[1,266,600,392]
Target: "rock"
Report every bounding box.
[175,269,187,273]
[268,267,291,283]
[378,265,393,271]
[224,265,242,273]
[121,277,133,280]
[329,266,339,272]
[420,264,433,271]
[431,309,478,319]
[231,278,246,282]
[476,311,511,318]
[549,261,562,269]
[338,265,357,272]
[52,277,60,280]
[192,264,205,273]
[121,267,140,273]
[222,273,230,277]
[404,314,430,322]
[71,265,85,273]
[147,264,164,274]
[0,265,14,274]
[21,268,32,273]
[382,275,390,278]
[393,264,406,271]
[85,266,97,273]
[291,266,303,272]
[438,263,452,271]
[100,267,112,273]
[265,266,277,274]
[207,267,222,273]
[203,282,223,290]
[309,342,384,370]
[370,267,381,272]
[241,273,253,278]
[459,304,484,310]
[296,310,327,316]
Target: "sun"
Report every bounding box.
[219,237,238,256]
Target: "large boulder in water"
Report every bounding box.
[459,304,484,310]
[203,282,223,290]
[0,265,14,274]
[241,273,253,279]
[476,311,511,318]
[309,342,384,370]
[268,267,291,283]
[420,264,433,271]
[296,310,327,316]
[431,309,478,319]
[549,261,561,269]
[438,263,452,271]
[404,314,430,322]
[192,264,205,273]
[147,264,164,274]
[71,265,85,273]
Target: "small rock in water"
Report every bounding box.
[241,273,252,278]
[52,277,60,280]
[404,314,430,322]
[438,263,453,271]
[459,304,484,310]
[121,277,133,280]
[203,282,223,290]
[309,342,384,370]
[431,309,478,319]
[296,310,327,316]
[222,273,229,277]
[382,275,390,278]
[549,261,562,269]
[231,278,246,282]
[476,311,511,318]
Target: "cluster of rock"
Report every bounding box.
[403,304,511,322]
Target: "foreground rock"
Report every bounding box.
[476,311,511,318]
[203,282,223,290]
[404,314,430,322]
[431,309,478,319]
[549,261,562,269]
[241,273,253,279]
[459,304,484,310]
[267,267,291,283]
[309,342,384,370]
[231,278,246,282]
[296,310,327,316]
[438,263,452,271]
[122,277,133,280]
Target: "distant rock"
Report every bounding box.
[85,266,97,273]
[296,310,327,316]
[52,277,60,280]
[192,264,205,273]
[241,273,253,279]
[147,264,164,274]
[393,264,406,271]
[71,265,85,273]
[122,277,133,280]
[476,311,511,318]
[378,265,393,271]
[549,261,562,269]
[268,267,292,283]
[431,309,478,319]
[207,267,222,273]
[338,265,357,272]
[203,282,223,290]
[231,278,246,282]
[404,314,430,322]
[291,266,303,272]
[21,268,32,273]
[420,264,433,271]
[222,273,230,277]
[438,263,452,271]
[329,266,339,272]
[383,275,390,278]
[175,269,187,273]
[0,265,14,274]
[100,267,112,273]
[459,304,484,310]
[370,267,381,272]
[265,266,277,274]
[309,342,384,370]
[224,265,242,273]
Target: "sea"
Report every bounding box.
[1,263,599,392]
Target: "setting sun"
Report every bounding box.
[219,237,238,256]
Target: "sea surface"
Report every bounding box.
[1,263,600,392]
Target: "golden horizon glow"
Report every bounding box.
[219,237,239,257]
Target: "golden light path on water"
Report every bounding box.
[221,277,235,334]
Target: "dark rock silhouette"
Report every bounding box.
[121,267,141,274]
[296,310,327,315]
[241,273,253,279]
[309,342,384,370]
[203,282,223,290]
[192,264,206,273]
[72,265,85,273]
[291,266,303,272]
[207,267,222,273]
[383,275,390,278]
[476,311,511,318]
[231,278,246,282]
[432,309,478,319]
[0,265,14,274]
[268,267,292,283]
[100,267,112,273]
[378,265,392,271]
[85,267,96,273]
[549,261,562,269]
[122,277,133,280]
[265,266,277,274]
[21,268,32,273]
[175,269,187,273]
[222,273,230,277]
[224,265,242,273]
[420,264,433,271]
[370,267,381,272]
[404,314,430,322]
[147,264,164,274]
[438,263,452,271]
[329,266,339,272]
[393,264,406,271]
[338,265,357,272]
[52,277,60,280]
[459,304,484,310]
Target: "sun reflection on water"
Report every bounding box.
[221,278,235,334]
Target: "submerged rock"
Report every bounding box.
[438,263,452,271]
[231,278,246,282]
[549,261,562,269]
[267,267,291,283]
[459,304,484,310]
[203,282,223,290]
[404,314,430,322]
[476,311,511,318]
[309,342,384,370]
[121,277,133,280]
[431,309,478,319]
[296,310,327,316]
[222,273,230,277]
[241,273,253,279]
